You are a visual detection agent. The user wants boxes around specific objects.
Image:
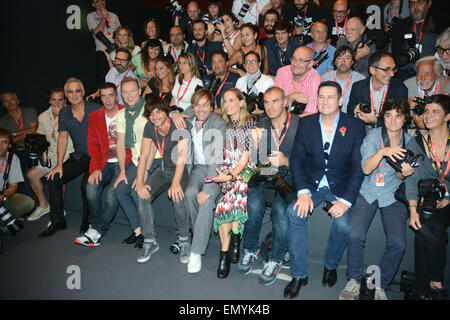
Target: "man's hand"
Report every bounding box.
[293,193,314,218]
[381,146,406,162]
[197,191,210,207]
[136,183,152,200]
[436,198,450,210]
[400,162,416,178]
[171,112,190,129]
[328,200,349,218]
[409,209,422,230]
[47,165,63,181]
[168,181,184,203]
[287,92,309,106]
[355,44,370,61]
[114,171,128,189]
[268,151,289,167]
[354,104,378,124]
[88,170,102,185]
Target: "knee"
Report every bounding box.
[334,220,352,236]
[387,235,406,254]
[27,168,44,182]
[184,187,198,202]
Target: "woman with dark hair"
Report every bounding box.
[229,23,269,77]
[132,39,164,89]
[207,88,257,278]
[141,18,168,48]
[209,12,242,56]
[339,98,415,300]
[405,94,450,300]
[142,58,175,103]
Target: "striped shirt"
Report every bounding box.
[274,66,322,114]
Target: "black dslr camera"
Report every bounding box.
[359,101,372,114]
[418,178,447,218]
[244,92,265,114]
[288,101,307,115]
[24,134,51,168]
[313,51,329,69]
[166,0,185,16]
[411,96,430,116]
[397,34,419,67]
[385,149,423,173]
[212,17,224,27]
[248,166,297,204]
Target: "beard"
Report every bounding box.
[418,80,435,91]
[264,26,275,35]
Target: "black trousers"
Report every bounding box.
[95,51,109,89]
[48,155,90,225]
[414,207,450,295]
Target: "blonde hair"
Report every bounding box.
[220,88,252,129]
[177,52,200,84]
[114,26,136,52]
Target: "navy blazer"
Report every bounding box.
[346,77,408,127]
[266,37,302,76]
[290,112,366,205]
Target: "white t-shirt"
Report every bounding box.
[235,74,274,95]
[172,77,203,111]
[105,113,118,163]
[232,0,269,25]
[87,11,121,52]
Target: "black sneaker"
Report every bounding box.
[122,232,140,245]
[430,287,448,300]
[135,234,144,249]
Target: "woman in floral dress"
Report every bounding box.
[209,88,256,278]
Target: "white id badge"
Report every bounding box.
[376,173,385,187]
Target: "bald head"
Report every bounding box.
[187,1,200,20]
[345,16,365,44]
[291,46,315,79]
[333,0,350,23]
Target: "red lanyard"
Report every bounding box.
[247,3,259,18]
[145,66,154,83]
[335,17,348,39]
[389,6,400,21]
[370,83,389,117]
[154,119,170,157]
[196,43,207,68]
[0,158,6,174]
[223,30,238,50]
[441,77,449,94]
[428,134,450,181]
[334,72,353,98]
[270,112,291,151]
[116,69,130,88]
[11,114,23,131]
[159,91,168,99]
[413,21,425,45]
[214,72,230,99]
[177,77,193,102]
[171,46,180,63]
[96,11,110,35]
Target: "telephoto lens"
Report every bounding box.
[0,204,23,235]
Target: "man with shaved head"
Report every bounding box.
[175,1,205,43]
[336,16,375,77]
[274,46,322,116]
[326,0,351,47]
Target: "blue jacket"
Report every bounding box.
[266,37,302,76]
[202,72,239,109]
[290,112,365,205]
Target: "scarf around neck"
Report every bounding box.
[124,97,145,148]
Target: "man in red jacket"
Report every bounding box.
[75,82,131,247]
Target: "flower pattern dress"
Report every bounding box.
[213,118,257,236]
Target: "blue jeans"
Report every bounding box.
[243,173,293,263]
[86,162,120,235]
[346,195,407,289]
[288,187,353,279]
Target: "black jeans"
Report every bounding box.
[48,155,90,224]
[414,206,450,295]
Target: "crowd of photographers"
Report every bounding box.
[1,0,450,300]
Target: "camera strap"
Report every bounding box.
[1,147,15,195]
[381,126,406,149]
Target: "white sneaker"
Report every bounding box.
[339,279,360,300]
[74,227,102,247]
[27,206,50,221]
[375,287,388,300]
[187,252,202,273]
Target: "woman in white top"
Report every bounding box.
[170,52,203,111]
[107,26,141,69]
[209,12,242,57]
[236,51,274,116]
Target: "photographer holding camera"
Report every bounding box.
[26,88,74,222]
[404,56,450,130]
[238,86,299,285]
[390,0,438,81]
[405,94,450,300]
[339,98,415,300]
[174,1,205,43]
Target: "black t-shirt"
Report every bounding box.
[282,2,322,45]
[145,78,173,104]
[143,119,192,170]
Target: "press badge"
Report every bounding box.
[441,183,449,197]
[415,43,423,53]
[376,173,385,187]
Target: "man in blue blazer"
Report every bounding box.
[347,51,408,128]
[283,81,366,299]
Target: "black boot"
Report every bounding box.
[229,232,241,264]
[217,250,231,278]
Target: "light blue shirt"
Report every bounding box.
[297,112,352,208]
[308,43,336,75]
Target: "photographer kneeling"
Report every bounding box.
[406,94,450,300]
[0,129,34,235]
[238,86,299,285]
[340,98,415,300]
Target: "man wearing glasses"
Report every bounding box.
[325,0,351,47]
[390,0,438,80]
[347,51,408,129]
[274,46,322,116]
[39,78,101,238]
[435,27,450,76]
[88,49,138,105]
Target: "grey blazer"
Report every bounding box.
[404,74,450,98]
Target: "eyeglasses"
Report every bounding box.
[408,0,427,7]
[436,46,450,55]
[371,65,398,74]
[65,89,82,94]
[333,10,347,15]
[114,57,129,63]
[291,58,312,64]
[244,60,258,65]
[324,141,330,160]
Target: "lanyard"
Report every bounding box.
[50,114,58,139]
[145,66,154,83]
[380,130,404,171]
[11,114,23,131]
[170,44,184,63]
[0,158,6,175]
[443,76,449,93]
[335,17,348,39]
[427,134,450,181]
[196,43,207,70]
[116,69,130,88]
[96,11,110,35]
[177,77,193,103]
[413,21,425,45]
[215,72,230,99]
[270,112,291,151]
[389,6,400,21]
[247,74,262,93]
[334,71,353,98]
[297,4,308,19]
[370,83,389,117]
[247,2,260,18]
[154,118,170,157]
[159,91,169,99]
